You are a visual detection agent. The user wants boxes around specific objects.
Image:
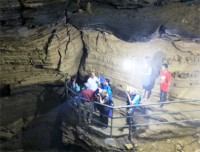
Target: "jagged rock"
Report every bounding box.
[0,0,200,151]
[86,2,92,13]
[0,83,65,141]
[151,143,157,150]
[0,22,83,86]
[104,138,118,147]
[69,2,200,41]
[177,140,184,147]
[176,140,184,152]
[167,139,171,144]
[80,30,200,99]
[124,143,134,150]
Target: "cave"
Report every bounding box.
[0,0,200,152]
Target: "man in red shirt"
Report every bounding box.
[78,83,94,123]
[160,63,171,107]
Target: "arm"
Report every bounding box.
[142,66,152,75]
[167,72,172,91]
[99,95,104,104]
[126,92,131,105]
[131,95,141,105]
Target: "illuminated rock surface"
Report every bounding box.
[0,0,200,151]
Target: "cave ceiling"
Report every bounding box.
[0,0,199,41]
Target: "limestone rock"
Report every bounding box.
[0,23,83,87]
[124,143,134,150]
[104,138,118,147]
[70,2,200,41]
[86,2,92,13]
[80,30,200,99]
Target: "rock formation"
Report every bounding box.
[0,0,200,151]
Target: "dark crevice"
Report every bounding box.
[57,50,62,72]
[55,34,62,72]
[44,29,56,59]
[95,32,100,52]
[65,0,73,24]
[17,0,26,26]
[77,31,88,83]
[64,26,72,55]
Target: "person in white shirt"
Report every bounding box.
[87,72,100,91]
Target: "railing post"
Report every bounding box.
[110,107,114,138]
[66,86,69,100]
[128,121,132,140]
[78,101,82,126]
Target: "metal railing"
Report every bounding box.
[65,85,200,139]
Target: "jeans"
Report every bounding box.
[160,90,167,107]
[83,102,94,122]
[126,108,135,125]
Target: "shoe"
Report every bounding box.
[160,103,164,108]
[131,126,137,131]
[102,126,107,130]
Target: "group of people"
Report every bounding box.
[141,56,171,107]
[66,57,172,129]
[66,72,113,130]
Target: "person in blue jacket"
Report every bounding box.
[102,80,112,100]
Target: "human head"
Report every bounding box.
[90,72,96,78]
[106,78,110,84]
[126,86,137,95]
[144,56,151,64]
[101,89,108,98]
[71,75,76,81]
[103,81,108,86]
[66,75,71,82]
[162,63,168,71]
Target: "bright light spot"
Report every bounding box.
[123,60,132,71]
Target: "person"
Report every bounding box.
[105,78,112,92]
[99,75,106,88]
[102,79,112,100]
[77,83,94,123]
[159,63,171,107]
[71,76,80,93]
[98,90,112,130]
[141,56,152,101]
[67,75,80,98]
[125,86,141,129]
[65,75,71,97]
[87,72,100,91]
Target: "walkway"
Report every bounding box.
[65,86,200,139]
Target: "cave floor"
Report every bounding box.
[88,95,160,137]
[87,94,200,138]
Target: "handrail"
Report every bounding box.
[113,99,200,109]
[65,85,200,139]
[113,109,200,119]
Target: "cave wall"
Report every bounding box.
[0,22,83,87]
[79,30,200,99]
[0,0,83,148]
[0,0,200,150]
[69,1,200,99]
[0,0,83,88]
